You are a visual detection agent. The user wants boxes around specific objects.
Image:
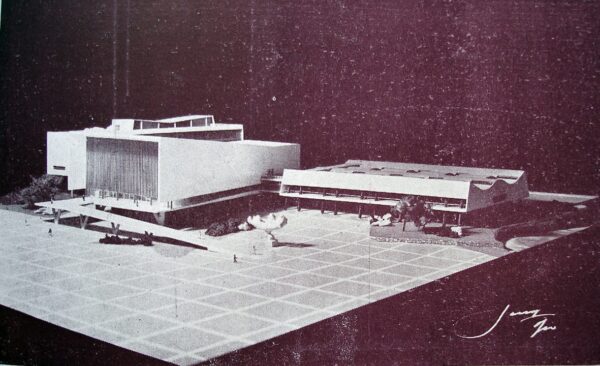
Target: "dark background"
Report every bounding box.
[1,0,599,195]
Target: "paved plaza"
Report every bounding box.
[0,208,500,365]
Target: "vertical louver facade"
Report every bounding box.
[86,137,158,199]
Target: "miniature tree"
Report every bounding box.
[18,175,64,209]
[392,196,433,231]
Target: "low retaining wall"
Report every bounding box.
[370,235,500,248]
[370,224,500,248]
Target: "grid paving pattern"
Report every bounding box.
[0,208,499,365]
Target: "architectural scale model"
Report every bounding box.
[47,116,530,225]
[47,115,300,223]
[280,160,529,222]
[16,114,593,366]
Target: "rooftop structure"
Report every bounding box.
[94,114,242,140]
[47,115,300,223]
[280,160,529,214]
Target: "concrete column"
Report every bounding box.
[53,209,62,224]
[79,215,89,229]
[152,212,166,226]
[110,222,120,235]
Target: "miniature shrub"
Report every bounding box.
[391,196,434,230]
[206,218,245,236]
[18,175,64,209]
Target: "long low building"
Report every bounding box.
[47,115,300,223]
[279,160,529,219]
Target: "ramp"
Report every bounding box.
[35,199,234,254]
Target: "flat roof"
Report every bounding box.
[86,134,163,143]
[156,115,214,123]
[86,132,243,145]
[233,140,296,147]
[59,124,243,141]
[133,123,243,135]
[309,160,525,185]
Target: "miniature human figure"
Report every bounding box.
[48,228,53,237]
[253,245,257,255]
[233,254,238,263]
[82,195,85,201]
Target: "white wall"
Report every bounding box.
[280,169,471,199]
[158,138,300,202]
[466,173,529,211]
[47,132,87,190]
[110,119,135,133]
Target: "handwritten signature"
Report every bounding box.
[457,305,557,339]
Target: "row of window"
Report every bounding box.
[93,189,157,203]
[132,117,213,130]
[281,185,466,208]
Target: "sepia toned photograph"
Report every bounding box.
[0,1,599,365]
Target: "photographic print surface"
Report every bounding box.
[0,1,599,365]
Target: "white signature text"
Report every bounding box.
[458,305,557,339]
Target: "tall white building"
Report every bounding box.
[47,115,300,223]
